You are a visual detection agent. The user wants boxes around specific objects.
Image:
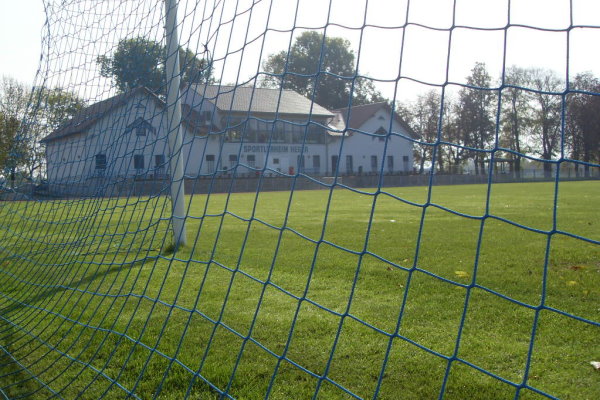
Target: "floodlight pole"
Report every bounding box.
[164,0,187,248]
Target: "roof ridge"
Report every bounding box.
[332,102,387,112]
[191,83,302,92]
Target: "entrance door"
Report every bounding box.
[331,155,339,175]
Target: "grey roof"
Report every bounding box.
[41,87,203,144]
[331,102,419,139]
[187,84,334,118]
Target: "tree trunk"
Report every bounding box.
[543,158,552,178]
[419,150,426,174]
[583,151,591,178]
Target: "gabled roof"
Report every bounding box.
[187,84,334,118]
[330,102,419,139]
[41,87,203,144]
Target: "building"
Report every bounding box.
[41,87,203,185]
[328,102,417,175]
[42,85,417,188]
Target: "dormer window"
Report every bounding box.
[375,127,387,142]
[127,117,155,137]
[202,111,212,125]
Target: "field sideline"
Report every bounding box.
[0,181,598,399]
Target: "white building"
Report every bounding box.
[42,85,417,186]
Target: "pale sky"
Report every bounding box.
[1,0,600,103]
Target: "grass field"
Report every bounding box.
[0,180,598,399]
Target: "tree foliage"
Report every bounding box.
[399,63,600,176]
[401,90,441,173]
[567,72,600,176]
[0,112,20,173]
[98,38,212,94]
[528,69,563,177]
[261,31,385,109]
[0,77,85,178]
[500,67,532,177]
[455,62,496,175]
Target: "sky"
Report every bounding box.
[0,1,45,84]
[1,0,600,104]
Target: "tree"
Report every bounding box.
[440,96,467,173]
[567,72,600,176]
[261,31,385,109]
[0,77,30,176]
[529,69,563,178]
[500,66,532,178]
[98,38,164,93]
[0,112,20,175]
[0,77,85,178]
[352,77,387,105]
[179,47,213,86]
[455,62,496,175]
[98,38,212,94]
[402,90,442,173]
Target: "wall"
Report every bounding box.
[46,93,171,184]
[328,107,414,175]
[34,169,598,200]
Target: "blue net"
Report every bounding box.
[0,0,599,399]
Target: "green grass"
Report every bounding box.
[0,181,598,399]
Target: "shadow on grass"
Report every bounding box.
[0,252,158,320]
[0,322,50,398]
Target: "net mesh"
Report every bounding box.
[0,0,599,399]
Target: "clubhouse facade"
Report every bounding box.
[42,85,418,185]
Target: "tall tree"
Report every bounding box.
[456,62,496,175]
[0,77,85,178]
[98,38,212,94]
[567,72,600,177]
[179,47,213,86]
[529,69,563,178]
[0,112,20,175]
[500,66,532,178]
[441,96,467,173]
[261,31,385,109]
[0,77,30,177]
[402,90,442,173]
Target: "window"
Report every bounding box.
[296,155,305,173]
[229,154,238,169]
[403,155,410,171]
[273,158,279,165]
[375,127,387,142]
[346,155,353,174]
[202,111,212,125]
[292,124,304,144]
[133,154,145,170]
[127,118,154,137]
[226,129,242,142]
[331,155,338,175]
[387,156,394,172]
[273,123,287,143]
[312,155,320,170]
[206,154,216,173]
[155,154,165,175]
[371,155,378,172]
[307,125,325,144]
[247,154,256,168]
[95,154,107,170]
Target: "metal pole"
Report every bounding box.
[164,0,187,247]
